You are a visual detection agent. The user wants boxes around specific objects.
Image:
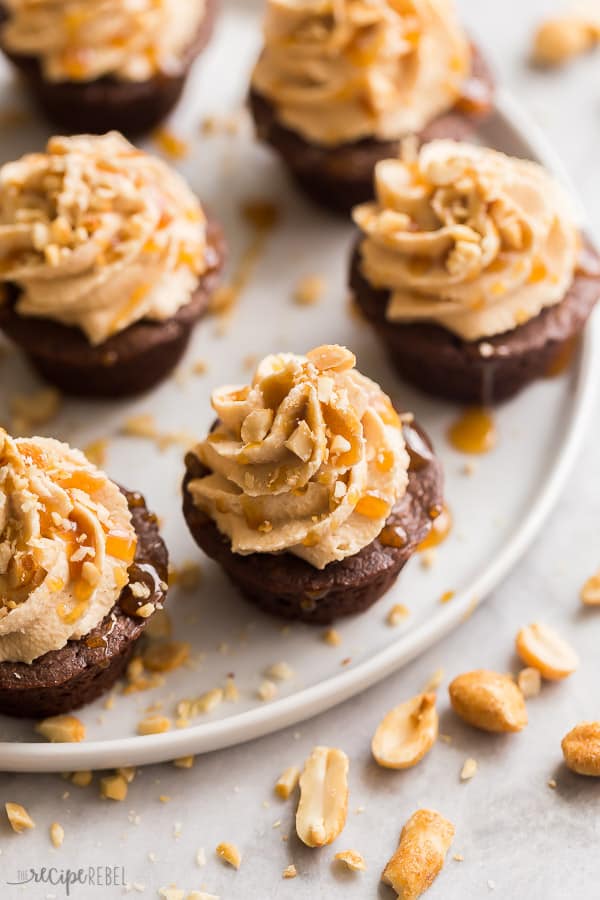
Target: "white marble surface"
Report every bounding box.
[2,0,600,897]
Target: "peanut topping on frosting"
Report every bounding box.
[188,345,408,570]
[252,0,470,146]
[0,132,207,345]
[353,140,580,340]
[0,430,136,664]
[1,0,206,83]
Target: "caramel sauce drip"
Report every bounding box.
[545,336,579,378]
[418,504,452,552]
[447,408,496,455]
[402,423,434,471]
[379,524,408,548]
[119,562,166,617]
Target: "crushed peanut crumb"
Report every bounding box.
[294,274,326,306]
[335,849,367,872]
[5,802,35,833]
[581,572,600,606]
[174,756,195,769]
[387,603,410,626]
[50,822,64,848]
[275,766,301,800]
[36,715,85,743]
[282,864,297,879]
[143,640,190,673]
[137,715,171,736]
[100,774,128,802]
[323,628,341,646]
[265,661,294,681]
[517,667,542,698]
[258,679,278,701]
[460,758,478,781]
[216,841,242,869]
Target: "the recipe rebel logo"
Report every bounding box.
[7,865,127,896]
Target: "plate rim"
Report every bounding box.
[2,88,599,772]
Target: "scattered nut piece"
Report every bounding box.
[224,676,239,702]
[307,344,356,373]
[294,274,326,306]
[423,667,444,692]
[515,623,579,681]
[372,693,438,770]
[143,640,190,673]
[100,774,128,802]
[562,722,600,776]
[449,670,527,733]
[517,667,542,699]
[5,802,35,833]
[581,572,600,606]
[282,864,298,879]
[296,746,349,848]
[36,715,86,743]
[50,822,64,848]
[137,715,171,736]
[174,756,195,769]
[387,604,410,627]
[275,766,301,800]
[323,628,341,646]
[335,849,367,872]
[532,15,599,66]
[71,770,93,788]
[258,679,278,701]
[216,841,242,869]
[460,758,478,781]
[116,766,137,784]
[265,661,294,681]
[382,809,455,900]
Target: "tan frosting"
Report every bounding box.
[251,0,470,146]
[2,0,206,83]
[0,132,207,345]
[188,345,409,570]
[0,431,137,664]
[353,140,580,340]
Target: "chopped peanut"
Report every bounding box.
[517,667,542,699]
[515,623,579,681]
[5,802,35,833]
[460,758,478,781]
[581,572,600,606]
[100,774,128,802]
[335,849,367,872]
[449,670,527,733]
[143,640,190,673]
[532,16,599,66]
[36,715,86,743]
[275,766,301,800]
[50,822,65,848]
[382,809,454,900]
[296,746,349,848]
[137,715,171,736]
[371,693,438,770]
[282,864,297,879]
[216,841,242,869]
[562,722,600,776]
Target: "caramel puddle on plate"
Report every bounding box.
[419,503,453,551]
[448,408,497,455]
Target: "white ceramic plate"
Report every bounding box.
[0,5,598,772]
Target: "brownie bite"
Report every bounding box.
[0,0,218,135]
[182,344,443,624]
[350,140,600,404]
[249,0,494,215]
[0,132,225,399]
[0,431,168,719]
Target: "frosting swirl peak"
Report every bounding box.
[188,345,409,569]
[353,140,579,339]
[2,0,207,83]
[252,0,471,146]
[0,132,207,345]
[0,431,136,664]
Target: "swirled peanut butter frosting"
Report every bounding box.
[251,0,470,146]
[353,140,579,339]
[187,345,409,570]
[0,132,208,345]
[1,0,206,83]
[0,430,137,664]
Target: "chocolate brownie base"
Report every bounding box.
[249,43,494,215]
[350,239,600,405]
[182,422,443,624]
[0,489,168,719]
[0,0,218,136]
[0,220,225,399]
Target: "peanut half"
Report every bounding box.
[515,623,579,681]
[372,692,438,770]
[382,809,455,900]
[449,670,527,733]
[562,722,600,776]
[581,572,600,606]
[532,16,599,67]
[296,746,349,848]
